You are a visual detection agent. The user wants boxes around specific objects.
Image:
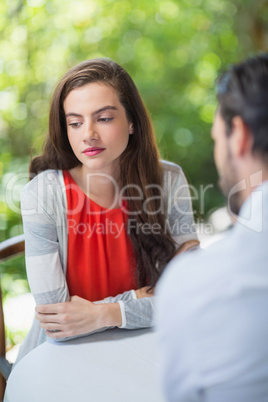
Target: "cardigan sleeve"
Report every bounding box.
[20,173,70,307]
[94,290,154,329]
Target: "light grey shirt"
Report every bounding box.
[17,160,197,363]
[156,181,268,402]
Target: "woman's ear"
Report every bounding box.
[129,123,134,135]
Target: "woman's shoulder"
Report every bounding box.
[21,169,64,197]
[160,159,188,186]
[161,159,183,175]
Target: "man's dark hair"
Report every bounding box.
[217,53,268,163]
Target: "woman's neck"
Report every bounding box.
[69,165,121,209]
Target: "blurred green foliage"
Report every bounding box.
[0,0,267,306]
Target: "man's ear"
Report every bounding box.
[229,116,253,157]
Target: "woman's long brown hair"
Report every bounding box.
[30,58,176,288]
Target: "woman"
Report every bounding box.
[17,58,199,362]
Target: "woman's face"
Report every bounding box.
[64,82,133,176]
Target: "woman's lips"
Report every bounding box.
[83,147,105,156]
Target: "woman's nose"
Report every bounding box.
[83,122,99,141]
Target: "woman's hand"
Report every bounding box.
[176,239,200,255]
[35,296,122,338]
[135,286,154,299]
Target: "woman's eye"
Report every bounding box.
[98,117,113,122]
[69,122,82,128]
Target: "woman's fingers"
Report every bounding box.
[39,322,62,331]
[45,329,67,338]
[35,303,65,314]
[35,312,62,323]
[176,239,200,255]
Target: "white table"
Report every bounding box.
[4,328,165,402]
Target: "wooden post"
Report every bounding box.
[0,285,6,401]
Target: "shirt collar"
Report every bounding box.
[235,180,268,233]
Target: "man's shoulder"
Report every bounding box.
[158,233,236,297]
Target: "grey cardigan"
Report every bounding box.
[16,160,197,363]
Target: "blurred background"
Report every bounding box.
[0,0,268,350]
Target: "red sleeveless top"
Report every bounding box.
[63,170,137,302]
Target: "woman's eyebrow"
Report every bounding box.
[93,105,118,115]
[65,112,83,118]
[65,106,118,119]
